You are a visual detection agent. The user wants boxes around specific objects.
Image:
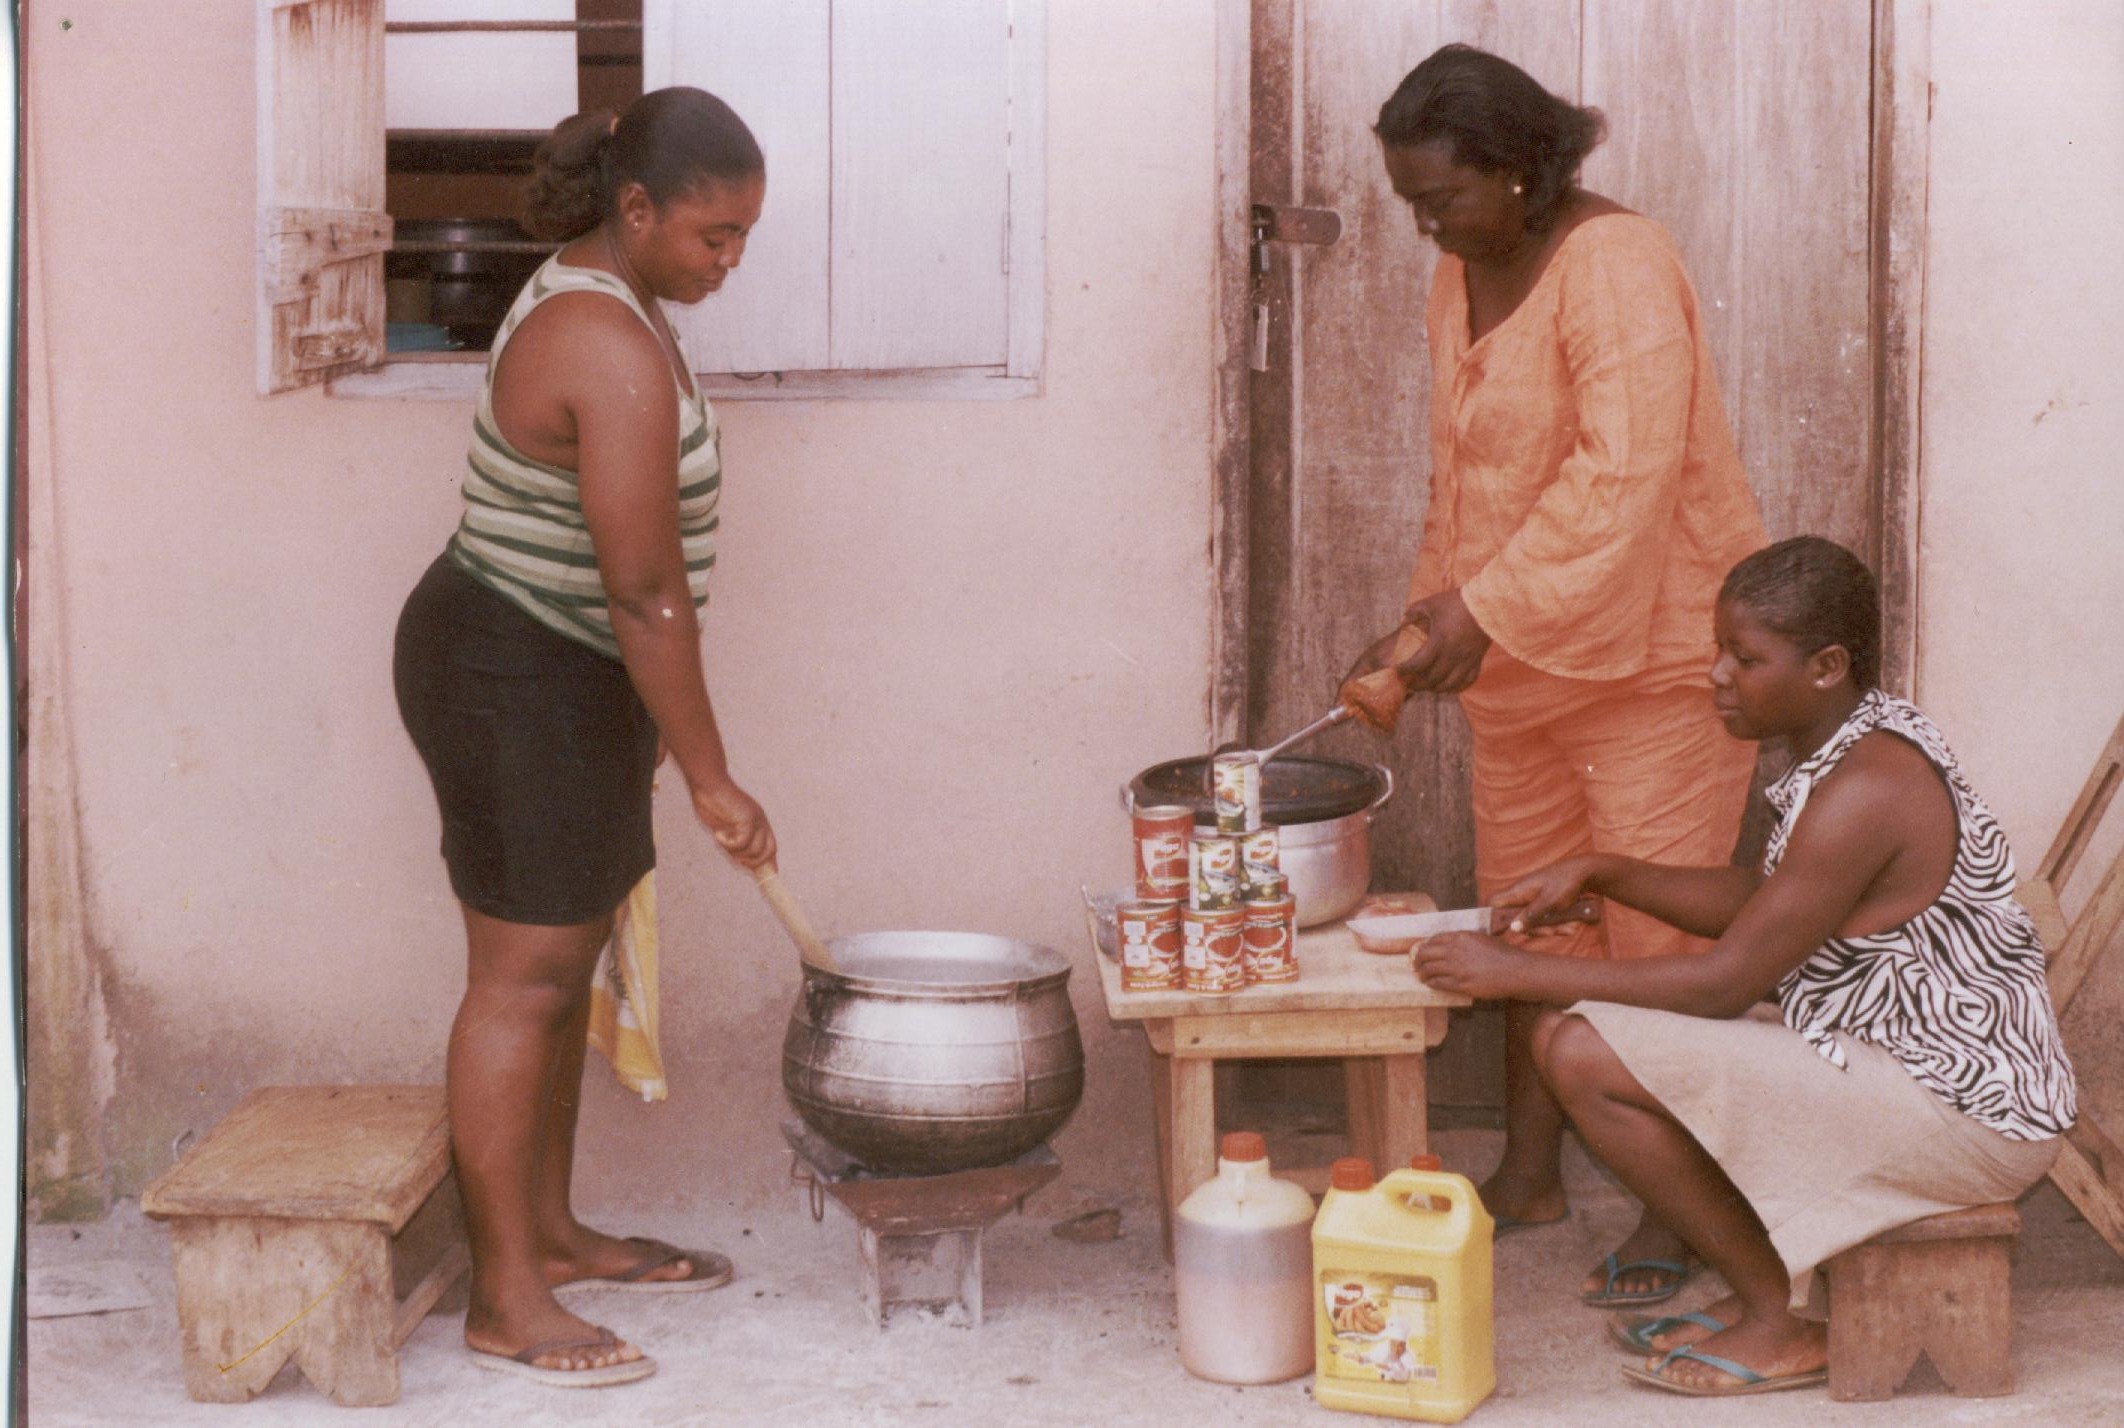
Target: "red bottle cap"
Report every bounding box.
[1329,1156,1376,1191]
[1407,1154,1442,1172]
[1220,1131,1267,1163]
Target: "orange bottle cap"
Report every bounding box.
[1220,1131,1267,1163]
[1407,1154,1442,1171]
[1329,1156,1376,1191]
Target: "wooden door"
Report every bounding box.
[1235,0,1888,1111]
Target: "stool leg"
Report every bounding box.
[294,1222,402,1407]
[1828,1236,2015,1401]
[1346,1054,1430,1170]
[1827,1243,1922,1401]
[169,1217,400,1407]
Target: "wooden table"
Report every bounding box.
[1093,895,1469,1238]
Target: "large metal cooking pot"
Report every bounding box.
[1124,755,1394,927]
[781,932,1085,1175]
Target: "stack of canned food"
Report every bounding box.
[1119,753,1299,995]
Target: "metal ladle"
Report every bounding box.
[1207,703,1356,789]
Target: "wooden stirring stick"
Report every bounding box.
[752,863,839,972]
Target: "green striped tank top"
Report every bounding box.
[448,255,720,660]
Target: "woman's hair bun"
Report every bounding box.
[522,91,763,243]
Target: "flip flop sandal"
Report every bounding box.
[1608,1310,1728,1354]
[554,1237,734,1295]
[1621,1344,1828,1397]
[1491,1212,1568,1240]
[466,1327,657,1388]
[1580,1253,1696,1307]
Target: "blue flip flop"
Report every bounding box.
[1622,1344,1828,1397]
[1608,1310,1728,1354]
[1580,1253,1696,1307]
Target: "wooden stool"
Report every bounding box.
[142,1085,469,1407]
[1824,1202,2020,1400]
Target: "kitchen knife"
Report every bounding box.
[1345,897,1601,940]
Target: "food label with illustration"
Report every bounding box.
[1319,1271,1440,1385]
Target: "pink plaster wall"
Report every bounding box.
[27,1,1219,1207]
[1918,2,2124,865]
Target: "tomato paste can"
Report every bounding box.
[1132,805,1193,902]
[1189,831,1243,911]
[1246,870,1288,903]
[1211,753,1263,834]
[1183,907,1248,995]
[1118,899,1184,992]
[1242,893,1299,984]
[1240,825,1281,893]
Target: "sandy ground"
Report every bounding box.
[26,1129,2124,1427]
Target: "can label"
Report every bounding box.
[1211,754,1262,834]
[1182,908,1247,994]
[1189,832,1242,911]
[1243,893,1299,983]
[1131,805,1193,902]
[1247,870,1288,903]
[1320,1272,1440,1384]
[1240,825,1281,892]
[1117,899,1183,992]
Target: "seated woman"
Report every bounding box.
[1413,536,2076,1397]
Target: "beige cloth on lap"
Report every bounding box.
[1568,1000,2059,1309]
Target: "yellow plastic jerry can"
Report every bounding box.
[1311,1156,1495,1423]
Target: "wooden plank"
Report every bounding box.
[142,1086,449,1230]
[1167,1006,1441,1059]
[263,207,393,305]
[329,362,1036,402]
[257,0,388,394]
[1866,1202,2019,1245]
[1345,1053,1428,1174]
[645,0,832,374]
[1211,0,1253,749]
[830,0,1011,369]
[2051,1130,2124,1261]
[1167,1055,1218,1208]
[1095,899,1470,1022]
[1871,0,1931,694]
[2035,712,2124,892]
[390,1243,469,1350]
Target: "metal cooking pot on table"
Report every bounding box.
[781,932,1085,1176]
[1122,754,1394,928]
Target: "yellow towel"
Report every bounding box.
[587,872,667,1102]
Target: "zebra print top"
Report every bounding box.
[1767,691,2075,1140]
[448,256,720,661]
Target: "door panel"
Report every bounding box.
[1245,0,1877,1112]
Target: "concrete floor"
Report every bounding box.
[26,1129,2124,1427]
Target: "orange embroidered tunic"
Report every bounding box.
[1406,215,1765,690]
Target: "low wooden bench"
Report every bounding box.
[142,1085,469,1407]
[1824,1202,2020,1400]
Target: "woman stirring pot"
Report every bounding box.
[394,88,775,1387]
[1343,45,1767,1309]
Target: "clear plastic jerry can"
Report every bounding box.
[1174,1131,1317,1383]
[1311,1155,1495,1423]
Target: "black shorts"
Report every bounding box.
[393,553,657,925]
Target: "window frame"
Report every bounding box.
[317,0,1045,402]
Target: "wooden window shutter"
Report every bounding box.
[257,0,392,395]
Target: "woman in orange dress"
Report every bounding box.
[1344,44,1765,1308]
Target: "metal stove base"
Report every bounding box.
[781,1122,1060,1328]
